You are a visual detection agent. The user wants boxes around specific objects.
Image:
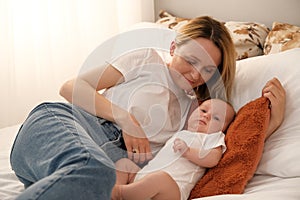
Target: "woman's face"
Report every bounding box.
[168,37,222,92]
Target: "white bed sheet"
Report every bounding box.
[1,125,300,200]
[0,124,24,200]
[195,175,300,200]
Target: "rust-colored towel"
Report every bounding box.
[189,97,270,199]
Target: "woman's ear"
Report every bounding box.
[170,41,176,56]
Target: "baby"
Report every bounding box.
[112,98,235,200]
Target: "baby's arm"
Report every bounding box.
[173,138,223,168]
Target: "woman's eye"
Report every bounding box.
[203,66,216,74]
[187,59,197,66]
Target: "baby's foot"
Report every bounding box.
[111,185,122,200]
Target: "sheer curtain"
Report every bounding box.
[0,0,154,128]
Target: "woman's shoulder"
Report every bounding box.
[109,48,167,72]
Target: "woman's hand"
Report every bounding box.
[119,114,153,164]
[262,77,286,139]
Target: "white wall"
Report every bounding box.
[0,0,155,128]
[154,0,300,28]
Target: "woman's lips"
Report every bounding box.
[185,78,195,86]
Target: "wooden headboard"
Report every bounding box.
[154,0,300,28]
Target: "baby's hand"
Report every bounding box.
[173,138,189,156]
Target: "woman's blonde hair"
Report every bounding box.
[175,16,236,102]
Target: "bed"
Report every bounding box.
[1,0,300,199]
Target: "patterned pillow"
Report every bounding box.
[225,22,269,60]
[155,10,189,31]
[264,22,300,55]
[155,10,269,60]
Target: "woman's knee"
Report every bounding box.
[77,156,116,195]
[15,158,117,200]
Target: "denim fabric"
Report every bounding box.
[10,102,127,200]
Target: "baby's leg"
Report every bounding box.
[120,171,181,200]
[112,158,142,199]
[115,158,141,184]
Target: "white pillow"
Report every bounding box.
[231,48,300,178]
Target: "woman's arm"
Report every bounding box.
[60,64,124,121]
[60,64,153,164]
[173,138,222,168]
[262,77,286,140]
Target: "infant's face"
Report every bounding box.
[187,99,235,133]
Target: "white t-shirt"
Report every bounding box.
[134,130,226,200]
[103,48,193,154]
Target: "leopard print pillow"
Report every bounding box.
[264,22,300,55]
[225,22,269,60]
[155,10,189,31]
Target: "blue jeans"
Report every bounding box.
[10,102,127,200]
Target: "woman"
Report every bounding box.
[10,16,285,200]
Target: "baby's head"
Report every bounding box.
[187,98,235,134]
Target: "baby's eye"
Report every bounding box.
[200,109,207,113]
[213,116,220,121]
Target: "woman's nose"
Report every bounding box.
[190,67,200,80]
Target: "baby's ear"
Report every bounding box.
[170,41,176,56]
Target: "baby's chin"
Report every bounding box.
[189,125,207,133]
